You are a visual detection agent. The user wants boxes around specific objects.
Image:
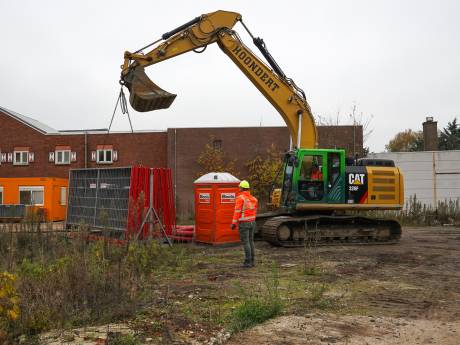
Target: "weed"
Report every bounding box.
[230,262,282,332]
[308,283,333,309]
[302,226,321,276]
[0,225,198,341]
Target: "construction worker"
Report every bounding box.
[310,164,323,180]
[231,180,258,268]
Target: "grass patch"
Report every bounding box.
[229,263,283,332]
[107,334,141,345]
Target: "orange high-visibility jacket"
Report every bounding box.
[232,191,258,224]
[311,169,323,180]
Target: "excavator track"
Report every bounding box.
[260,215,401,247]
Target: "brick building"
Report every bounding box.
[0,106,363,218]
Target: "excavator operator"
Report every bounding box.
[310,163,323,180]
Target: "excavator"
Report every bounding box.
[120,10,404,247]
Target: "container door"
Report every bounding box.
[194,186,214,243]
[214,186,240,244]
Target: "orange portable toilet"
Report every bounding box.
[194,172,240,245]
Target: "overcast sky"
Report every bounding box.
[1,0,458,152]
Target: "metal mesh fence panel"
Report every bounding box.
[66,167,131,231]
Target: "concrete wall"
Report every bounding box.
[368,150,460,206]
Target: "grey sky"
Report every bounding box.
[1,0,459,151]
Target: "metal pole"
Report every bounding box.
[297,111,302,148]
[93,169,100,227]
[84,131,88,168]
[432,152,437,207]
[149,168,154,237]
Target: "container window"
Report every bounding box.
[0,186,3,204]
[60,187,67,206]
[19,186,44,206]
[55,150,71,165]
[13,151,29,165]
[97,149,113,164]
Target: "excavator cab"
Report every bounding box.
[279,149,346,209]
[122,66,177,112]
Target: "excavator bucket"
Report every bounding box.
[124,66,177,112]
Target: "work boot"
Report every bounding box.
[241,263,251,268]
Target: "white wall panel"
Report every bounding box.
[369,150,460,207]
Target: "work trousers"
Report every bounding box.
[238,221,256,265]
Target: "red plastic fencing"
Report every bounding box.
[127,166,150,239]
[126,166,194,242]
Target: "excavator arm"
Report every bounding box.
[121,10,317,148]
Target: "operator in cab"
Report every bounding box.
[310,163,323,180]
[231,180,258,268]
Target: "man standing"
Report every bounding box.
[231,180,258,268]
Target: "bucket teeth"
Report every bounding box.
[125,66,176,112]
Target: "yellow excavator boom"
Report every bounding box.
[121,10,317,149]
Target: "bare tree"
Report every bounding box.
[315,103,374,148]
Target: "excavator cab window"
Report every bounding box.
[328,152,341,189]
[280,153,297,206]
[298,155,324,201]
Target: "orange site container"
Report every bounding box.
[194,173,240,245]
[0,177,68,221]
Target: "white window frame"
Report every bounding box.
[97,149,113,164]
[60,187,67,206]
[55,150,71,165]
[13,151,29,166]
[19,186,44,206]
[0,186,3,204]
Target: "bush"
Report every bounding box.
[0,226,193,341]
[0,272,20,341]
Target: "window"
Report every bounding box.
[97,149,113,164]
[213,140,222,150]
[299,155,323,181]
[19,186,44,206]
[328,153,341,188]
[0,186,3,204]
[14,151,29,165]
[298,154,324,201]
[60,187,67,206]
[55,150,70,165]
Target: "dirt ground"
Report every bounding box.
[228,226,460,345]
[38,226,460,344]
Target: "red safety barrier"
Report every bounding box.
[127,166,151,239]
[126,166,193,242]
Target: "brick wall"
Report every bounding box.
[1,109,363,220]
[167,126,363,219]
[0,111,167,178]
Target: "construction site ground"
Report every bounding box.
[40,226,460,345]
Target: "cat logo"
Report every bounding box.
[348,173,365,185]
